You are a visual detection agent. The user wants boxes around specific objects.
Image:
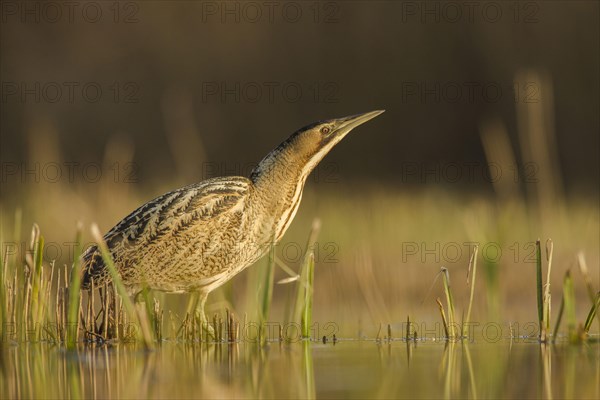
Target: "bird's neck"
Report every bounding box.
[250,145,311,240]
[250,141,310,189]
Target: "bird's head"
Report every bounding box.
[251,110,385,183]
[295,110,385,169]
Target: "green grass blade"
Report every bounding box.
[535,239,543,334]
[577,253,599,332]
[31,233,43,326]
[436,297,450,338]
[583,292,600,333]
[292,219,321,326]
[552,295,564,342]
[561,270,578,343]
[66,223,83,348]
[464,245,479,335]
[257,241,275,343]
[301,252,315,339]
[441,267,456,338]
[139,286,157,341]
[0,231,6,327]
[261,243,275,320]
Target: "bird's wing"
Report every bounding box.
[81,176,253,289]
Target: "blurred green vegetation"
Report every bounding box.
[1,182,598,337]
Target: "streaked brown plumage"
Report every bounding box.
[81,110,384,325]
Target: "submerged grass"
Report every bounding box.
[463,343,477,399]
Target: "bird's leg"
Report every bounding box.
[196,292,215,339]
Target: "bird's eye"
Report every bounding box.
[320,126,330,134]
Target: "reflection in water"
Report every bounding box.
[541,343,553,400]
[1,339,599,399]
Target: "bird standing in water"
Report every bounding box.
[81,110,384,328]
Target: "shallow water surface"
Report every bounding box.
[2,339,599,399]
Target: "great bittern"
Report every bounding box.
[81,110,384,329]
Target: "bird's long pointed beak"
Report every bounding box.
[334,110,385,136]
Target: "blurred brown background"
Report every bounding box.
[1,1,598,195]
